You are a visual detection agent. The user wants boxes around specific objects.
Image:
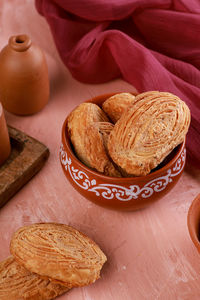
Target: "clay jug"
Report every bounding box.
[0,102,11,166]
[0,34,49,115]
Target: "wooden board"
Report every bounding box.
[0,126,49,208]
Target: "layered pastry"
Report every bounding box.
[10,223,107,288]
[84,122,121,177]
[0,256,69,300]
[107,91,191,176]
[102,92,136,123]
[68,102,120,176]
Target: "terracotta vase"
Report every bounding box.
[0,34,49,115]
[0,102,11,166]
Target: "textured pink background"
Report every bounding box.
[0,1,200,299]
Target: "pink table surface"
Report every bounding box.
[0,1,200,299]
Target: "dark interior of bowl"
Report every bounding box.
[150,144,181,173]
[198,225,200,242]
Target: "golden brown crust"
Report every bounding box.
[107,91,191,176]
[10,223,107,288]
[102,93,136,123]
[67,102,109,166]
[84,122,121,177]
[0,256,69,300]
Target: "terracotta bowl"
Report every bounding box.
[187,194,200,253]
[60,93,186,211]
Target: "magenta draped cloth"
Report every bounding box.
[35,0,200,169]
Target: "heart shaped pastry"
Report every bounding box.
[107,91,191,176]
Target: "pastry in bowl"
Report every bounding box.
[107,91,191,176]
[84,122,121,177]
[68,103,120,177]
[102,92,136,123]
[60,92,188,211]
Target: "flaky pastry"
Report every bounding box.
[67,102,109,167]
[0,256,69,300]
[102,92,136,123]
[107,91,191,176]
[10,223,107,288]
[84,122,121,176]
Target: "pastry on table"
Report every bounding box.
[107,91,191,176]
[84,122,121,177]
[102,92,136,123]
[10,223,107,288]
[0,256,69,300]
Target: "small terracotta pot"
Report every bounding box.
[187,194,200,253]
[0,34,49,115]
[0,102,11,166]
[59,93,186,211]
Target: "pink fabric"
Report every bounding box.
[35,0,200,168]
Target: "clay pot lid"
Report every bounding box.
[9,34,32,52]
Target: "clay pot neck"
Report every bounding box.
[9,35,32,52]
